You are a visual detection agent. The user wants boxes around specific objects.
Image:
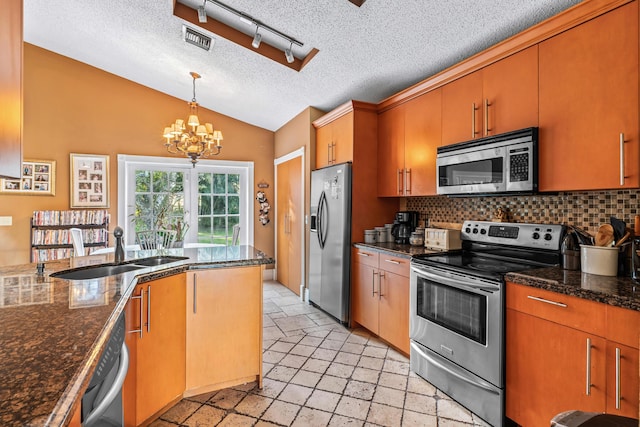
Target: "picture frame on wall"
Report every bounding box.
[0,159,56,196]
[70,153,110,208]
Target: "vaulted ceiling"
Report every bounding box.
[24,0,582,131]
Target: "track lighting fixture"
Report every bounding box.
[252,27,262,49]
[197,1,207,23]
[285,42,294,63]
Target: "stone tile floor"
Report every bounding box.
[151,280,491,426]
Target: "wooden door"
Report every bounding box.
[135,275,186,425]
[605,341,639,418]
[186,267,262,394]
[482,45,538,136]
[441,71,483,146]
[351,249,379,333]
[378,269,409,354]
[506,309,606,427]
[377,105,405,196]
[276,156,302,295]
[0,0,23,179]
[539,2,639,191]
[331,111,354,165]
[316,124,332,169]
[404,89,442,196]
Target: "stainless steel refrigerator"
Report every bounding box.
[309,162,352,324]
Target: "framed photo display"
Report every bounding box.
[0,159,56,195]
[70,153,110,208]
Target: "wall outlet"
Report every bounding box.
[0,216,12,226]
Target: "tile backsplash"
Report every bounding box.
[402,190,640,233]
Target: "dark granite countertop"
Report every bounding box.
[354,242,440,258]
[0,246,273,427]
[505,267,640,312]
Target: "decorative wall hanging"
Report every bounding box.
[70,153,110,208]
[256,190,270,226]
[0,159,56,196]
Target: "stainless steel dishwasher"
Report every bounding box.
[81,312,128,426]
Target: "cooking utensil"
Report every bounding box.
[610,216,626,241]
[595,224,615,246]
[570,225,594,246]
[614,228,632,247]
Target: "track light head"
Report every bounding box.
[252,28,262,49]
[197,5,207,23]
[285,43,294,63]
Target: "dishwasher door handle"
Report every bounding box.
[83,342,129,426]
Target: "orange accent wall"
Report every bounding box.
[0,43,275,266]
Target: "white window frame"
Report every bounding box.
[117,154,254,246]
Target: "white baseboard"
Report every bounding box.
[263,268,275,281]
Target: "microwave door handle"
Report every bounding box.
[411,265,499,293]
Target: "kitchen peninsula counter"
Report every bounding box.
[0,246,274,427]
[505,268,640,312]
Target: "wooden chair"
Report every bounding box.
[136,230,177,250]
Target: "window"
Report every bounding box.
[118,155,253,247]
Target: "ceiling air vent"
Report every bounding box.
[182,25,214,51]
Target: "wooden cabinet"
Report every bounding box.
[315,111,353,169]
[185,266,262,396]
[441,46,538,146]
[313,101,398,244]
[124,274,186,426]
[378,89,442,197]
[351,247,410,354]
[506,282,640,426]
[539,2,639,191]
[0,0,23,179]
[276,156,302,295]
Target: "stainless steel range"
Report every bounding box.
[410,220,564,427]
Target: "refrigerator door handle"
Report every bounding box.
[320,191,330,248]
[317,191,326,249]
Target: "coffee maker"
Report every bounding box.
[391,211,420,244]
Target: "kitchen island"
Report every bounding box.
[0,246,273,427]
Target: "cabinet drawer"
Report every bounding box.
[352,247,379,268]
[506,282,606,337]
[606,306,640,349]
[379,255,410,278]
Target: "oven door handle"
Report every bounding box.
[410,341,499,395]
[411,265,500,293]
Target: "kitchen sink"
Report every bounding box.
[51,264,145,280]
[132,256,189,267]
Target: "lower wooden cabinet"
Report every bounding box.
[124,274,186,426]
[185,266,263,395]
[506,282,640,425]
[351,247,410,354]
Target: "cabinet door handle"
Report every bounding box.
[405,168,411,194]
[146,286,151,333]
[358,252,371,257]
[193,273,197,314]
[384,259,401,265]
[526,295,567,308]
[372,271,378,296]
[620,133,626,186]
[484,99,491,136]
[471,103,479,138]
[129,290,144,338]
[327,143,331,165]
[615,347,621,409]
[586,338,592,396]
[331,142,336,163]
[379,271,385,299]
[397,169,403,195]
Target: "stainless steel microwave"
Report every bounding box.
[436,127,538,196]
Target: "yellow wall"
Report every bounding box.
[0,44,275,266]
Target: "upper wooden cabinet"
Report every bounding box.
[442,46,538,146]
[378,90,442,197]
[0,0,23,179]
[539,1,639,191]
[315,109,354,169]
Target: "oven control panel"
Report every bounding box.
[461,221,564,250]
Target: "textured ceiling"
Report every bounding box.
[24,0,582,131]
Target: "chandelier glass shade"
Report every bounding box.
[163,72,223,167]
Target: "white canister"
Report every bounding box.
[375,226,387,243]
[364,229,377,244]
[580,245,618,276]
[385,224,394,242]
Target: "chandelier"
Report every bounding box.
[163,71,223,167]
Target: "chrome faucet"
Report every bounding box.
[114,226,125,264]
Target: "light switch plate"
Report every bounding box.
[0,216,13,226]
